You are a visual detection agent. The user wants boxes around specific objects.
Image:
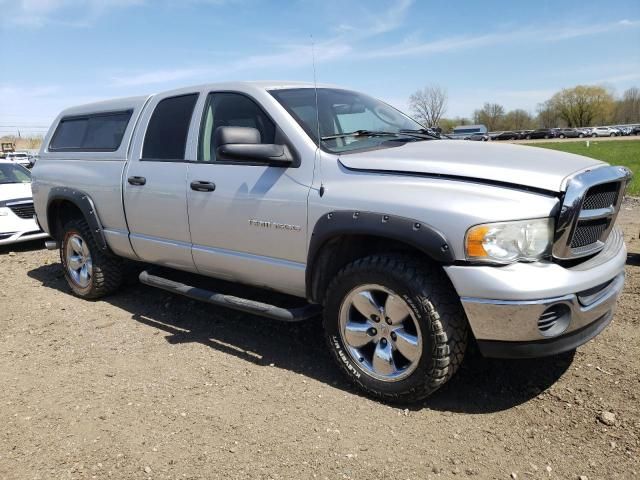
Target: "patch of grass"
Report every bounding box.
[524,139,640,196]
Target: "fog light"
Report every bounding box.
[538,304,571,337]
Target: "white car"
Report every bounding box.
[5,152,32,168]
[591,127,619,137]
[0,161,48,246]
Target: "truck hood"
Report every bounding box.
[0,183,33,203]
[338,140,605,192]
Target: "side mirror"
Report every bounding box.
[215,126,292,166]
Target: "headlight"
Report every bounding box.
[0,208,10,217]
[465,218,554,263]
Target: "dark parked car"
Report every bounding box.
[557,128,584,139]
[514,130,533,139]
[489,131,518,141]
[524,129,556,140]
[631,125,640,136]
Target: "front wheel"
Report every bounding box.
[60,218,124,299]
[323,255,468,403]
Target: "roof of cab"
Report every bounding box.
[57,80,338,117]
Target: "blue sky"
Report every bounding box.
[1,0,639,135]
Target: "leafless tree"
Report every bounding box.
[614,87,640,124]
[473,103,505,131]
[409,85,448,128]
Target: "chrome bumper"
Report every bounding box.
[0,230,49,246]
[445,227,626,357]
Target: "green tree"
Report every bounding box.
[502,109,535,130]
[548,85,614,127]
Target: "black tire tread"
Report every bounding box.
[324,254,468,403]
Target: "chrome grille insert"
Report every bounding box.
[582,182,619,210]
[553,166,632,260]
[570,218,610,248]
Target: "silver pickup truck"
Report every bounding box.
[32,81,632,402]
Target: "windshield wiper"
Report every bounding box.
[399,128,440,139]
[321,130,403,141]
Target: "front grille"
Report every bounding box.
[570,218,610,248]
[582,182,619,210]
[8,202,35,219]
[553,166,632,260]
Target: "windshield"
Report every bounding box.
[270,88,429,153]
[0,163,31,184]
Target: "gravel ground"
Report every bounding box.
[0,200,638,480]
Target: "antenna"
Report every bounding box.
[311,35,325,197]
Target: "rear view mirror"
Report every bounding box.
[215,126,292,166]
[333,103,366,115]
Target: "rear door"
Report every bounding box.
[123,92,199,270]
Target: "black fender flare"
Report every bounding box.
[305,210,455,300]
[47,187,108,251]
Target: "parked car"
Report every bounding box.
[32,81,631,403]
[615,126,632,136]
[0,161,49,246]
[631,125,640,136]
[488,131,518,141]
[5,152,32,168]
[466,132,490,141]
[591,127,619,137]
[514,130,533,140]
[557,128,584,139]
[524,129,556,139]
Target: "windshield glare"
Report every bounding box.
[0,163,31,184]
[270,88,426,153]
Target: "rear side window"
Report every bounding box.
[142,94,198,160]
[49,111,132,151]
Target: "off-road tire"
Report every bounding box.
[60,218,124,299]
[323,254,468,403]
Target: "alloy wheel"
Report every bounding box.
[65,233,93,288]
[338,285,423,382]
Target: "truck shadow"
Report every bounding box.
[28,263,574,414]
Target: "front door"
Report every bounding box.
[186,92,312,296]
[123,92,199,271]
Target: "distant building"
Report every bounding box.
[451,124,487,139]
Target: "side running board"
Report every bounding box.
[139,270,322,322]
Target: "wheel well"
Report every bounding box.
[47,200,84,241]
[308,234,434,304]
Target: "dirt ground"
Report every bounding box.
[0,201,638,480]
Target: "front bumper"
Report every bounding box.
[0,216,49,246]
[0,230,49,246]
[445,227,626,358]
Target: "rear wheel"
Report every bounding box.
[60,218,124,299]
[323,255,468,403]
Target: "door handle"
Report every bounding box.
[128,176,147,186]
[190,180,216,192]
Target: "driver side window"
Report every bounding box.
[198,92,276,162]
